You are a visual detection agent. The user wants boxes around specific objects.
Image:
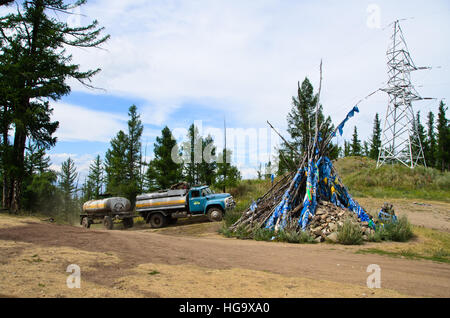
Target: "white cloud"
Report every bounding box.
[22,0,449,179]
[49,153,97,183]
[51,102,127,142]
[64,0,449,137]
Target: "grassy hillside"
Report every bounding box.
[334,157,450,202]
[228,157,450,214]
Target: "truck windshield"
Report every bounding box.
[202,188,212,196]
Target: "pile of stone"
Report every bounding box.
[307,201,375,243]
[229,64,375,237]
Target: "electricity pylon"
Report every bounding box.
[377,20,431,169]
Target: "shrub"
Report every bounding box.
[223,210,242,228]
[337,219,364,245]
[218,225,234,238]
[381,216,414,242]
[134,216,146,225]
[233,225,253,240]
[252,228,275,241]
[276,229,316,244]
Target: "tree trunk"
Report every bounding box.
[1,106,11,210]
[10,117,27,213]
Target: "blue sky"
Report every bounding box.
[7,0,449,180]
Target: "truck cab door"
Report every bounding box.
[189,190,206,214]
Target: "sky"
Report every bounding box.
[3,0,449,180]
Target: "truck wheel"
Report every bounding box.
[207,208,223,222]
[123,217,134,229]
[149,213,167,228]
[103,216,114,230]
[82,217,91,229]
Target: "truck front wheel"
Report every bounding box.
[207,208,223,222]
[149,213,167,228]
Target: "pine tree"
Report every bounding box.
[0,0,109,212]
[426,111,437,168]
[436,101,450,171]
[286,78,337,159]
[105,131,128,196]
[277,147,295,176]
[265,161,274,179]
[86,155,104,199]
[215,148,241,190]
[145,126,182,190]
[182,124,203,185]
[363,141,369,157]
[257,163,263,180]
[59,157,78,212]
[21,142,59,213]
[198,135,217,185]
[344,141,351,157]
[351,126,362,156]
[414,111,427,166]
[125,105,143,202]
[369,113,382,160]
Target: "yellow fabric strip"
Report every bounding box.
[136,199,186,208]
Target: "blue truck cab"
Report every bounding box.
[188,186,235,216]
[136,185,235,228]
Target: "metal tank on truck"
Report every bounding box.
[136,185,235,228]
[80,197,135,230]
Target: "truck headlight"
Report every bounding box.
[226,196,235,208]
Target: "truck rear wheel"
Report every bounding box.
[123,217,134,229]
[207,208,223,222]
[149,213,167,228]
[82,217,90,229]
[103,216,114,230]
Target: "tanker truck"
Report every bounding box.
[80,197,135,230]
[136,185,235,228]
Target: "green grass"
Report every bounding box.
[148,270,160,275]
[336,219,364,245]
[275,229,316,244]
[220,225,316,244]
[358,226,450,263]
[253,228,275,241]
[9,209,80,226]
[226,179,274,212]
[334,157,450,202]
[369,216,414,242]
[356,248,450,264]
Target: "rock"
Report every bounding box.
[327,232,338,243]
[362,235,368,241]
[313,228,323,236]
[315,237,323,243]
[320,215,327,220]
[329,223,337,232]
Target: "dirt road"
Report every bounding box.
[0,215,449,298]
